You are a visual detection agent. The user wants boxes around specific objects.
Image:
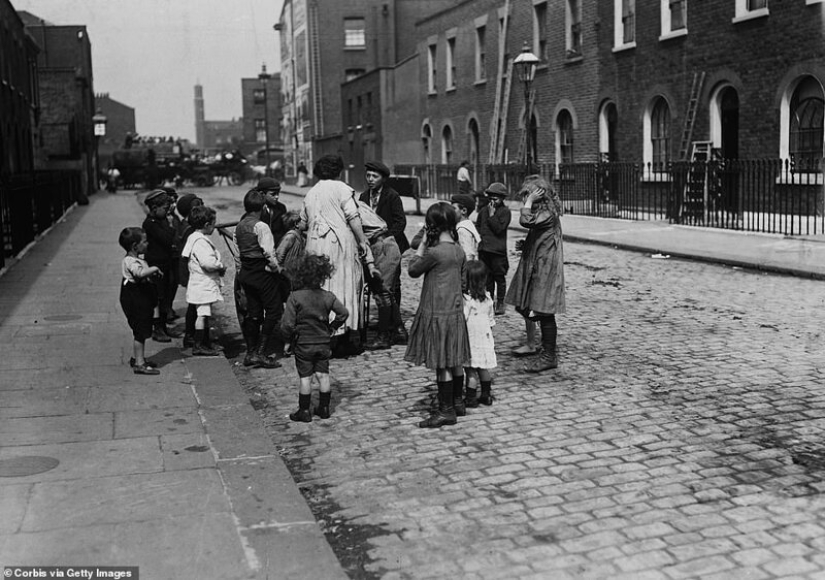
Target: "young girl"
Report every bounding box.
[118,227,161,375]
[275,210,306,285]
[404,203,471,428]
[461,260,498,406]
[281,254,349,422]
[181,205,226,356]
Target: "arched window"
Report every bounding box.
[651,98,670,171]
[468,118,480,165]
[442,125,453,164]
[599,101,618,161]
[557,110,574,164]
[790,77,824,169]
[422,124,432,164]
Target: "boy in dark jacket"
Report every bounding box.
[142,190,179,341]
[476,182,512,315]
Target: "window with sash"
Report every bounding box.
[566,0,582,56]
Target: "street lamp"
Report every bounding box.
[258,63,272,176]
[513,42,539,175]
[92,108,108,190]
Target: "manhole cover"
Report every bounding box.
[43,315,83,321]
[0,456,60,477]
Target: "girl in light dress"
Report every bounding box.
[462,260,497,407]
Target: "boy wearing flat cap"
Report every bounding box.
[476,182,512,315]
[450,193,481,261]
[142,190,178,342]
[360,160,410,344]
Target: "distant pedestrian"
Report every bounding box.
[451,193,481,262]
[181,205,226,356]
[456,160,472,195]
[505,175,566,373]
[462,260,497,408]
[281,254,349,423]
[405,203,471,429]
[118,227,161,375]
[476,182,511,315]
[297,161,309,187]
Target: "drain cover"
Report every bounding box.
[0,456,60,477]
[43,315,83,321]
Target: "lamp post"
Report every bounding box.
[258,63,272,176]
[513,42,539,176]
[92,108,108,190]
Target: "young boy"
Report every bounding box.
[142,190,178,342]
[118,227,161,375]
[450,193,481,261]
[281,254,349,422]
[181,205,226,356]
[476,182,512,315]
[174,193,204,348]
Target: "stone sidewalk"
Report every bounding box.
[0,192,346,580]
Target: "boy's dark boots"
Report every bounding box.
[453,375,466,417]
[418,382,457,428]
[526,316,559,373]
[242,319,263,367]
[315,391,331,419]
[255,334,282,368]
[495,300,506,316]
[366,306,393,350]
[479,380,494,406]
[183,306,197,348]
[152,319,171,343]
[192,330,220,356]
[390,303,408,345]
[465,386,480,408]
[290,394,312,423]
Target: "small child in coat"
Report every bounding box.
[462,260,498,407]
[281,254,349,423]
[181,205,226,356]
[118,227,162,375]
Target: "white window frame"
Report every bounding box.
[446,29,457,91]
[427,39,438,94]
[613,0,636,52]
[565,0,582,57]
[660,0,688,41]
[643,97,672,180]
[533,1,548,62]
[344,18,366,49]
[474,16,487,83]
[733,0,769,23]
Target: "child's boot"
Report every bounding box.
[314,391,331,419]
[204,324,223,352]
[465,386,479,408]
[152,319,171,343]
[452,375,466,417]
[526,317,558,373]
[290,394,312,423]
[365,306,393,350]
[479,380,494,406]
[192,330,220,356]
[418,382,457,428]
[255,334,282,368]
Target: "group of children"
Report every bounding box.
[119,175,562,429]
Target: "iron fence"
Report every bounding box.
[394,159,825,236]
[0,171,81,270]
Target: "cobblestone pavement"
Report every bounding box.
[206,189,825,579]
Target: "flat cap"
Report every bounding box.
[364,161,390,178]
[176,193,201,218]
[257,177,281,192]
[161,186,177,197]
[144,189,168,206]
[484,182,508,198]
[450,193,476,216]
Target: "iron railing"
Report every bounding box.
[394,159,825,236]
[0,171,82,270]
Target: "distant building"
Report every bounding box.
[94,93,136,168]
[0,0,39,177]
[19,10,97,194]
[193,83,244,155]
[241,72,282,160]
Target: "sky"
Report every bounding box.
[14,0,284,142]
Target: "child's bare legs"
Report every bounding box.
[419,367,460,428]
[512,314,540,356]
[314,372,332,419]
[464,367,480,407]
[133,339,146,366]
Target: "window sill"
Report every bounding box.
[428,90,438,97]
[344,46,367,51]
[612,42,636,53]
[564,54,584,65]
[732,8,769,23]
[474,79,487,86]
[659,28,688,41]
[806,0,823,4]
[446,86,456,93]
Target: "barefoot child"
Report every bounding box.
[462,260,497,407]
[281,254,349,422]
[404,203,471,428]
[118,227,161,375]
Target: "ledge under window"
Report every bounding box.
[806,0,823,5]
[446,86,456,94]
[732,8,769,23]
[612,41,636,53]
[564,54,584,65]
[659,28,688,41]
[427,90,438,97]
[474,78,487,86]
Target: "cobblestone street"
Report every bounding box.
[208,190,825,579]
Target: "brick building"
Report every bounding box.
[193,83,244,155]
[0,0,39,177]
[94,92,136,169]
[19,11,98,194]
[241,72,282,159]
[276,0,454,176]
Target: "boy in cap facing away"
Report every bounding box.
[476,183,512,315]
[450,193,481,262]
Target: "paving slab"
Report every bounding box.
[0,414,114,446]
